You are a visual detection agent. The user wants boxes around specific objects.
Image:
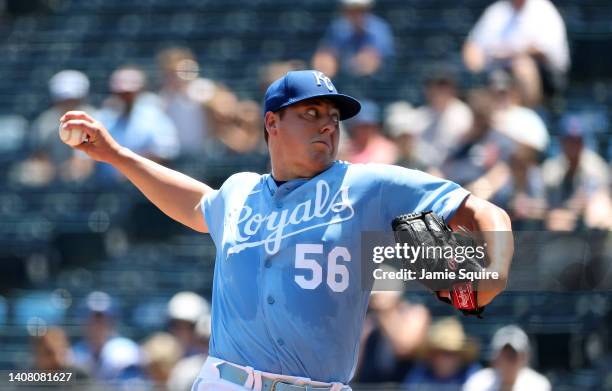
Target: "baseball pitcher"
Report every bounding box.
[59,70,513,391]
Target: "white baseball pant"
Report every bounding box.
[190,356,349,391]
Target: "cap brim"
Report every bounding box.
[329,94,362,120]
[279,93,361,121]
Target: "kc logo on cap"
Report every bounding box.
[313,71,335,92]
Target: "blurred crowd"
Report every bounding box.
[8,0,609,233]
[30,290,212,391]
[7,0,612,390]
[358,290,553,391]
[28,289,555,391]
[10,48,269,187]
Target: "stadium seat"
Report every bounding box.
[0,115,28,162]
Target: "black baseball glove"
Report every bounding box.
[391,211,486,317]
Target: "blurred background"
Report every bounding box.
[0,0,610,390]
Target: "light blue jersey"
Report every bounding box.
[200,161,470,384]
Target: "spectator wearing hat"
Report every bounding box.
[14,70,96,186]
[403,317,480,390]
[141,332,184,390]
[487,71,549,158]
[463,0,569,107]
[461,77,549,229]
[97,65,180,176]
[492,97,549,156]
[409,66,474,170]
[464,325,551,391]
[343,99,398,164]
[542,115,611,231]
[312,0,395,79]
[33,70,95,155]
[167,292,210,358]
[71,291,138,382]
[385,101,428,171]
[439,89,514,187]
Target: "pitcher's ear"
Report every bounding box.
[265,111,278,135]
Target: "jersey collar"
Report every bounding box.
[265,161,339,196]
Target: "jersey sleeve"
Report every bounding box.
[376,164,470,224]
[199,173,236,244]
[199,172,262,244]
[200,188,222,244]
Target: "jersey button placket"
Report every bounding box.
[258,184,284,367]
[274,187,284,209]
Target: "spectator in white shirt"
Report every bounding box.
[463,0,570,107]
[463,325,551,391]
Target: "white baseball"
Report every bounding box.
[59,123,88,147]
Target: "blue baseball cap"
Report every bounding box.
[264,70,361,120]
[560,114,590,138]
[79,291,119,319]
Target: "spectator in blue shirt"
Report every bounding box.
[312,0,395,79]
[71,291,142,383]
[95,66,180,182]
